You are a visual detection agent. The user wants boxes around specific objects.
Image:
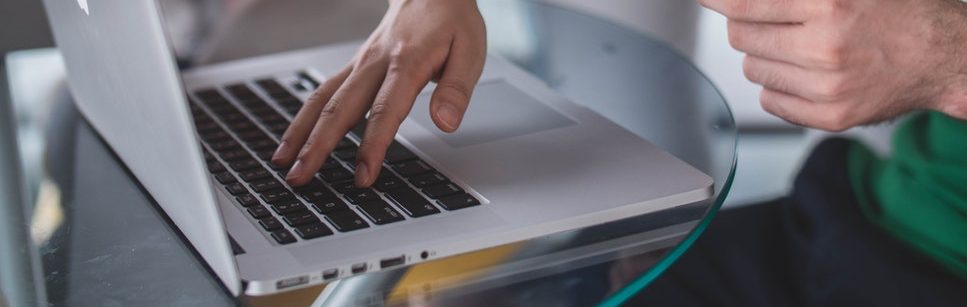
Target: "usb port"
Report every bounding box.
[276,276,309,290]
[351,263,367,274]
[322,269,338,280]
[380,256,406,269]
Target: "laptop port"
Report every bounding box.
[322,269,338,280]
[380,256,406,269]
[351,263,367,274]
[276,276,309,290]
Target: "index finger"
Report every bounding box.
[699,0,815,23]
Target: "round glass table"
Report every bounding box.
[0,2,736,306]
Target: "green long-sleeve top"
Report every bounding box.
[850,111,967,280]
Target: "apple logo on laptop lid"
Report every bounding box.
[77,0,90,15]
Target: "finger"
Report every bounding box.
[728,20,814,68]
[429,35,486,133]
[286,62,388,186]
[759,88,857,131]
[272,65,352,167]
[744,55,852,102]
[355,64,433,187]
[699,0,816,23]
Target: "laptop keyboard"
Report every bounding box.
[188,72,480,245]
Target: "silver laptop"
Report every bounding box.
[42,0,713,296]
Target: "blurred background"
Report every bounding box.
[2,0,848,209]
[1,0,901,305]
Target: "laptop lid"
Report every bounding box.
[40,0,240,295]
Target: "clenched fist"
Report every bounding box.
[700,0,967,131]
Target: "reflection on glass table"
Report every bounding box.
[0,2,735,306]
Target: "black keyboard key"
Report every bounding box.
[384,142,417,163]
[195,121,221,133]
[281,103,302,116]
[207,161,227,173]
[321,157,341,170]
[385,189,440,217]
[324,210,369,232]
[270,201,307,215]
[391,160,434,177]
[268,161,289,171]
[270,230,297,244]
[408,172,448,188]
[335,138,355,150]
[350,121,367,138]
[357,200,405,225]
[294,223,333,239]
[311,198,349,214]
[225,182,248,195]
[210,140,241,152]
[258,217,283,230]
[422,183,463,198]
[247,205,271,218]
[436,193,481,210]
[256,79,288,95]
[237,129,269,142]
[260,189,296,204]
[226,120,256,132]
[256,150,275,161]
[200,130,231,143]
[236,193,260,207]
[343,189,380,204]
[267,122,289,134]
[330,181,360,194]
[319,166,354,183]
[248,139,278,151]
[226,84,258,100]
[229,159,261,172]
[195,88,224,101]
[283,211,318,226]
[249,178,283,193]
[219,112,249,124]
[295,181,336,201]
[203,149,216,162]
[218,149,250,161]
[298,71,320,88]
[214,172,236,184]
[333,148,356,162]
[373,175,407,191]
[238,168,271,182]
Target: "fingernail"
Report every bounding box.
[272,141,289,163]
[437,103,461,131]
[355,162,370,187]
[286,160,304,182]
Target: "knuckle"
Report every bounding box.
[368,104,406,126]
[387,42,418,63]
[355,46,384,67]
[319,97,344,116]
[813,75,850,101]
[813,43,849,70]
[820,109,854,132]
[722,0,752,17]
[727,25,746,50]
[819,0,851,18]
[741,57,761,82]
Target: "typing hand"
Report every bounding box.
[272,0,486,187]
[700,0,967,131]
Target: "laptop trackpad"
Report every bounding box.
[410,80,576,148]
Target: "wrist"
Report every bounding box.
[931,3,967,119]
